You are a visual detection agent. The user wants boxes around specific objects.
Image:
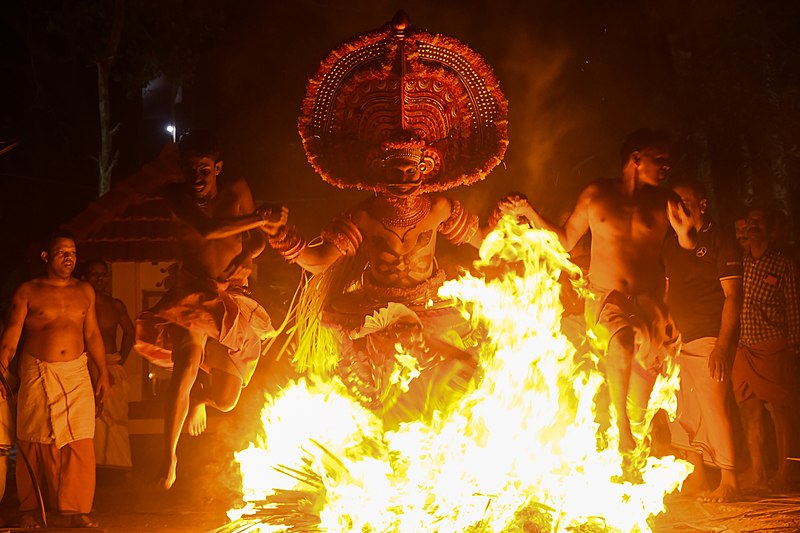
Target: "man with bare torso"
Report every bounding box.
[136,132,285,490]
[502,128,695,466]
[82,259,135,471]
[0,234,110,528]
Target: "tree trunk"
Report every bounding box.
[95,0,125,197]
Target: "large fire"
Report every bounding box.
[225,218,691,533]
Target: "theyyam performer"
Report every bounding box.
[267,11,509,420]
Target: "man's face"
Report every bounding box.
[746,210,771,244]
[383,156,423,197]
[84,262,109,294]
[44,238,77,278]
[180,155,222,199]
[734,218,749,250]
[672,185,705,229]
[635,143,671,186]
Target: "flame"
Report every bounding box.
[228,217,691,532]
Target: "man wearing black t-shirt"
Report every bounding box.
[663,179,742,502]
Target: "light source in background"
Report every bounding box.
[165,124,176,142]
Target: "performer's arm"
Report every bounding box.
[500,188,592,252]
[83,283,110,402]
[268,214,359,275]
[709,277,742,382]
[165,181,284,240]
[0,284,28,398]
[114,299,135,365]
[441,198,481,248]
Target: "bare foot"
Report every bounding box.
[67,514,99,528]
[19,512,42,529]
[187,402,207,436]
[158,457,177,490]
[698,483,740,503]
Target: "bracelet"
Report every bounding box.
[268,224,307,263]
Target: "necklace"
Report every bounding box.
[373,195,431,228]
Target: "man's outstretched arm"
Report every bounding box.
[165,181,285,240]
[499,186,593,252]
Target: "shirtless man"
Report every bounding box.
[136,132,285,490]
[82,259,135,470]
[502,128,695,464]
[0,233,110,528]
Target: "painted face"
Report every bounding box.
[180,155,221,200]
[672,185,704,229]
[383,156,423,197]
[635,144,671,186]
[45,238,77,278]
[84,262,109,293]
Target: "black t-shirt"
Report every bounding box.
[663,222,742,342]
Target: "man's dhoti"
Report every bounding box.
[136,277,275,387]
[669,337,736,470]
[585,286,680,381]
[16,354,95,515]
[94,353,132,469]
[732,337,798,406]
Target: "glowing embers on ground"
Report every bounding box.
[225,218,691,533]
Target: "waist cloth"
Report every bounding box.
[669,337,736,470]
[17,353,95,448]
[135,275,275,387]
[732,336,798,405]
[94,352,132,469]
[584,285,680,380]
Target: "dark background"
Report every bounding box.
[1,0,798,287]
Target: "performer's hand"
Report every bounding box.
[95,372,111,404]
[708,345,728,382]
[496,193,535,227]
[257,204,289,235]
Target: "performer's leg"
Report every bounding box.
[186,340,243,436]
[606,326,636,454]
[737,396,768,490]
[160,326,204,490]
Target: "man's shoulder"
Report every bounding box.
[219,175,252,194]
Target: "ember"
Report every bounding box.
[220,218,692,533]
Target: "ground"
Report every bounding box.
[1,354,799,532]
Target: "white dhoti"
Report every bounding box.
[94,353,132,469]
[17,354,95,447]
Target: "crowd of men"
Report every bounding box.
[0,128,797,528]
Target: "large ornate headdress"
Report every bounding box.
[299,11,509,193]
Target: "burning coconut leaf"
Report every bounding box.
[223,217,691,533]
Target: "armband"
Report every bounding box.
[440,199,479,245]
[321,215,362,257]
[268,224,307,263]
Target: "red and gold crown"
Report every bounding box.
[298,11,508,193]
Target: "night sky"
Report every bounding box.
[1,0,799,289]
